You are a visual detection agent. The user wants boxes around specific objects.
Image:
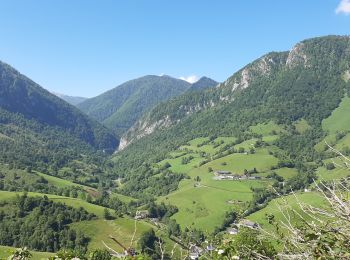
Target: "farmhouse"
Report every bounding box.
[134,210,149,220]
[214,170,232,175]
[248,176,261,180]
[239,219,259,229]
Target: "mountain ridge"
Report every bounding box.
[0,60,118,168]
[78,75,217,136]
[118,35,350,150]
[52,92,87,106]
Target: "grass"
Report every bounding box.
[159,178,259,232]
[294,119,311,133]
[249,121,283,136]
[248,192,326,233]
[335,132,350,151]
[262,135,279,143]
[35,171,86,189]
[154,133,281,232]
[179,137,237,156]
[233,138,258,151]
[36,171,100,197]
[70,218,153,252]
[157,147,275,232]
[0,191,108,218]
[158,153,205,174]
[273,167,299,180]
[110,192,136,203]
[0,191,156,253]
[0,245,54,260]
[316,165,350,181]
[322,96,350,134]
[204,149,278,175]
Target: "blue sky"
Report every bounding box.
[0,0,349,97]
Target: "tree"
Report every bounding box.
[103,208,113,220]
[326,162,335,170]
[90,249,111,260]
[167,219,181,237]
[9,247,32,260]
[138,229,157,254]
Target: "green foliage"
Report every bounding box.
[114,36,350,199]
[78,75,193,136]
[215,228,276,259]
[89,249,111,260]
[0,194,93,252]
[8,247,32,260]
[138,229,157,255]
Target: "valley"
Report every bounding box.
[1,35,350,259]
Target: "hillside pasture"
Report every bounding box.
[0,245,54,260]
[248,192,326,233]
[322,96,350,134]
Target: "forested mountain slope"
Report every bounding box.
[115,35,350,175]
[0,61,118,168]
[78,75,217,136]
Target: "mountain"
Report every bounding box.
[187,76,218,91]
[53,92,87,106]
[115,35,350,170]
[77,75,217,136]
[0,61,118,168]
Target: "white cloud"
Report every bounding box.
[336,0,350,15]
[179,75,199,84]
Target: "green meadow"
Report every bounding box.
[71,218,153,252]
[249,121,284,136]
[35,171,85,189]
[322,96,350,134]
[157,138,280,232]
[0,245,54,260]
[0,190,107,218]
[0,190,157,255]
[248,192,327,233]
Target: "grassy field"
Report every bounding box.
[158,153,205,174]
[179,137,236,156]
[273,167,299,180]
[0,190,157,254]
[248,192,326,232]
[0,246,54,260]
[110,192,136,203]
[0,190,108,218]
[294,119,311,133]
[203,149,278,175]
[70,218,153,252]
[249,121,284,136]
[322,96,350,134]
[157,146,276,232]
[154,130,296,233]
[35,171,99,197]
[316,165,350,181]
[35,171,84,188]
[159,179,260,232]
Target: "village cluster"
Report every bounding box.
[213,170,262,180]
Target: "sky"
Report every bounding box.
[0,0,349,97]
